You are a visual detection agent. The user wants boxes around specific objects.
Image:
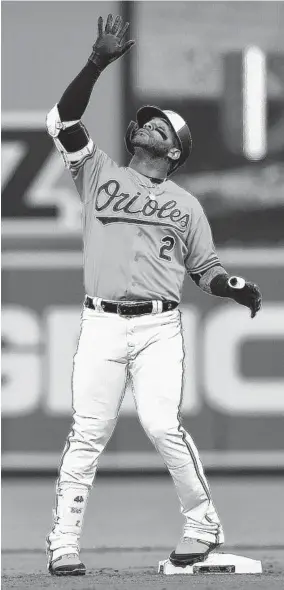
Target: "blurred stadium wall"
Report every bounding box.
[2,1,284,472]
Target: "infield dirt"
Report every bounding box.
[2,475,284,589]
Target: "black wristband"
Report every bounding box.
[58,123,90,152]
[210,273,230,298]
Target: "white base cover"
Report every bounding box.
[158,553,262,575]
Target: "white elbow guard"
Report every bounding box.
[46,104,94,169]
[46,104,79,137]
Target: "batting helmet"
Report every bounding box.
[125,105,192,175]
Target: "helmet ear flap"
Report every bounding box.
[125,121,139,155]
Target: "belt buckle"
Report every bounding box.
[117,302,127,316]
[117,302,138,317]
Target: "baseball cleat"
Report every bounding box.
[169,538,221,567]
[48,553,86,576]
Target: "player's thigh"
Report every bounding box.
[72,309,128,418]
[131,314,184,416]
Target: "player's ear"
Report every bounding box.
[168,147,181,162]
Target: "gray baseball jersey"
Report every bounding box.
[69,146,220,302]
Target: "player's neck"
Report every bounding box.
[129,151,168,181]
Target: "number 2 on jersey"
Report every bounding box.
[159,236,175,261]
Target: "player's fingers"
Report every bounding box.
[105,13,113,34]
[251,299,261,318]
[251,303,258,318]
[117,21,130,42]
[119,40,135,56]
[255,300,262,313]
[112,15,122,35]
[97,16,103,37]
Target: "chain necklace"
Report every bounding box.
[126,167,167,196]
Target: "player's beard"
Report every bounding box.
[131,131,170,158]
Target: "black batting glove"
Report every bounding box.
[89,14,135,70]
[228,277,262,319]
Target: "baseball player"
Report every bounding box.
[45,14,262,576]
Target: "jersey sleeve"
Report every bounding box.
[185,205,220,275]
[70,146,110,204]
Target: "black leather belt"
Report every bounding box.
[85,296,178,316]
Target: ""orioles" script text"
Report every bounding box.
[95,180,190,231]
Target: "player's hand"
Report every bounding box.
[89,14,135,70]
[229,279,262,318]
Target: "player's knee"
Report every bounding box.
[140,415,176,441]
[71,414,117,447]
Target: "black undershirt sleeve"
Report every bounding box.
[190,264,223,286]
[55,60,102,152]
[190,265,232,298]
[57,61,101,122]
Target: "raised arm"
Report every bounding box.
[46,14,135,168]
[58,14,135,121]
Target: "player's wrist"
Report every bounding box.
[88,51,108,72]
